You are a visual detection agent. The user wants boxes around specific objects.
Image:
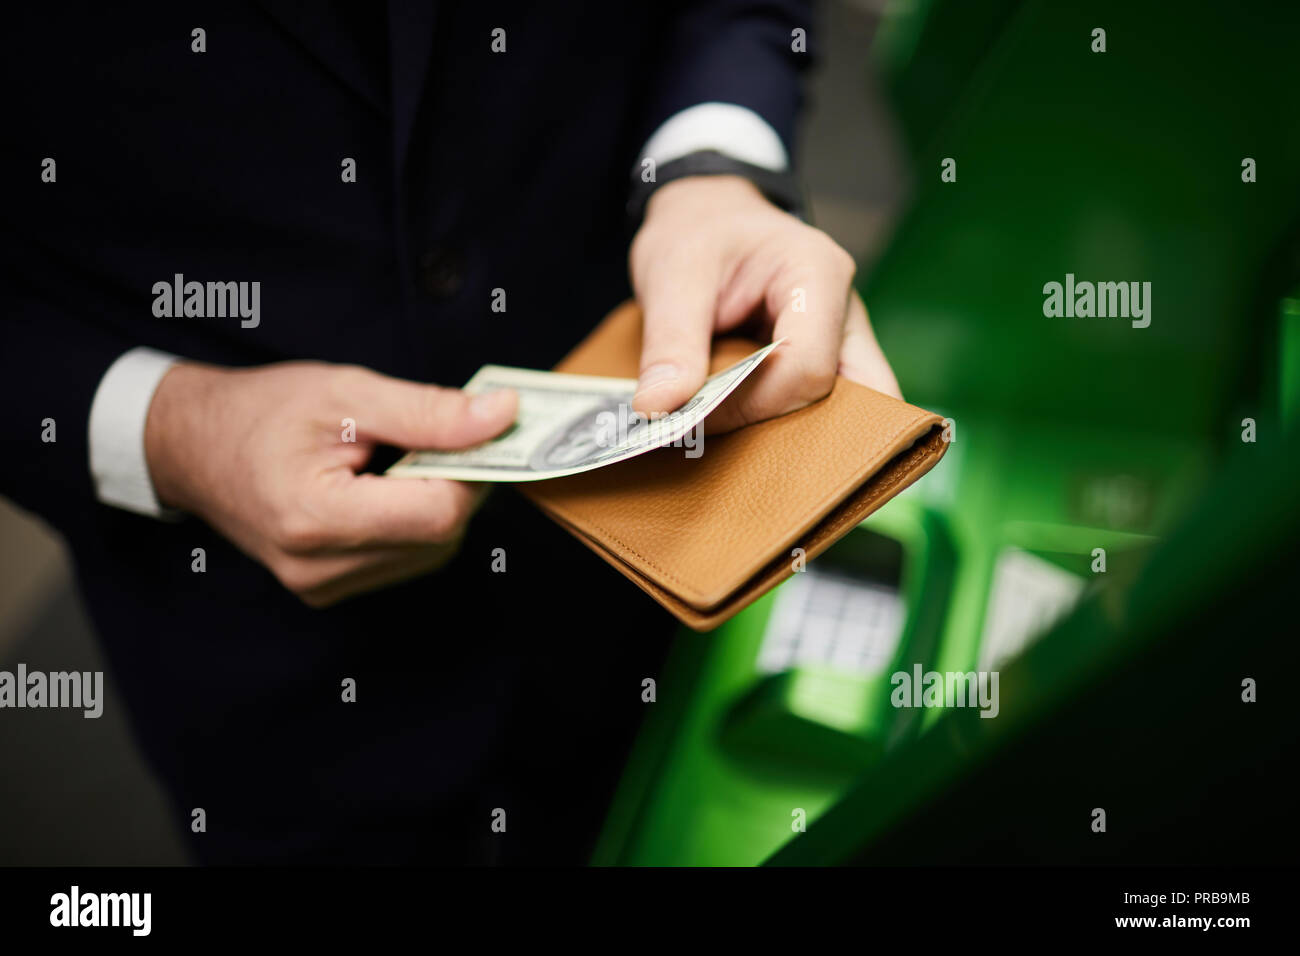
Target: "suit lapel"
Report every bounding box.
[257,0,390,116]
[386,0,439,178]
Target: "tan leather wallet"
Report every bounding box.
[520,302,949,631]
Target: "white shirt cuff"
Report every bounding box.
[88,347,180,519]
[639,102,789,172]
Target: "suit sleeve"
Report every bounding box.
[637,0,815,167]
[0,283,142,536]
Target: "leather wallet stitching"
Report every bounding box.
[731,429,944,593]
[532,412,936,606]
[626,427,945,626]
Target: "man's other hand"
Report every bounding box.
[144,361,517,607]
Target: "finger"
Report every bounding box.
[291,470,485,551]
[339,367,518,450]
[632,255,719,416]
[705,255,853,432]
[838,291,902,399]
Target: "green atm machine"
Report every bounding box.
[593,0,1300,866]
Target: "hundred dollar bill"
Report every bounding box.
[386,339,783,482]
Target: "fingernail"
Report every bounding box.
[469,389,513,420]
[635,363,681,398]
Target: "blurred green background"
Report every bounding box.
[592,0,1300,866]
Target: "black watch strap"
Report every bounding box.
[627,149,805,223]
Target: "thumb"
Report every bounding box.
[632,258,717,416]
[342,368,517,450]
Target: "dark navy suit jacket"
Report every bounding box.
[1,1,810,863]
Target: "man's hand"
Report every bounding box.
[144,361,517,607]
[629,175,901,432]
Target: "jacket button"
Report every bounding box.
[418,244,466,300]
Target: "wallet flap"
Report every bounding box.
[537,426,947,631]
[520,303,949,629]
